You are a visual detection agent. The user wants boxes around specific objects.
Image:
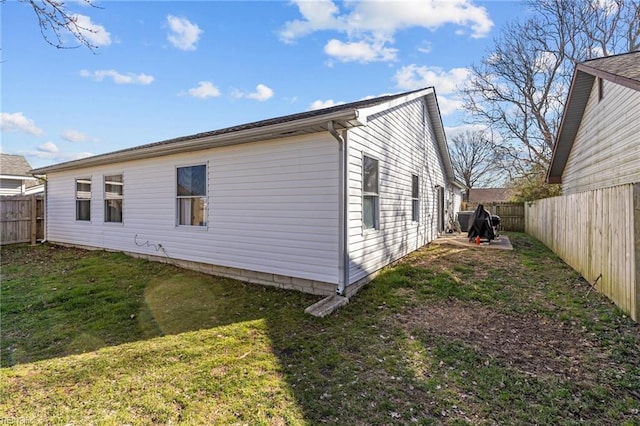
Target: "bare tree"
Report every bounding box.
[449,130,503,200]
[460,0,640,186]
[5,0,101,50]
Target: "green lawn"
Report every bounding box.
[1,234,639,425]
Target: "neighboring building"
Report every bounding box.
[527,51,640,321]
[547,51,640,192]
[31,88,462,298]
[0,154,39,196]
[466,188,513,204]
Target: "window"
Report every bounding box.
[76,178,91,221]
[362,155,379,230]
[104,174,123,223]
[177,165,207,226]
[411,174,419,222]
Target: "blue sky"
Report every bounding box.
[1,0,528,169]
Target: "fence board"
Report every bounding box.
[0,195,44,245]
[461,201,525,232]
[525,184,639,322]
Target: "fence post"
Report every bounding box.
[30,194,37,245]
[634,183,640,322]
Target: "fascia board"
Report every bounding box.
[356,88,435,123]
[0,174,38,180]
[31,109,362,174]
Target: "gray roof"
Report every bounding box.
[31,88,456,184]
[1,153,34,177]
[547,51,640,183]
[581,52,640,84]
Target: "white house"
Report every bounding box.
[0,154,40,196]
[31,88,462,298]
[527,51,640,321]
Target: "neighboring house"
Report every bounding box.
[0,154,39,196]
[547,51,640,192]
[466,188,513,204]
[31,88,462,298]
[527,51,640,321]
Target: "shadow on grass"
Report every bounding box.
[1,237,639,424]
[1,244,326,367]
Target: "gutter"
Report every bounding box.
[328,120,349,296]
[31,110,361,175]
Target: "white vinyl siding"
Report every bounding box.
[44,133,340,284]
[562,80,640,194]
[346,98,447,284]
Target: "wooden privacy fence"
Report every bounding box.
[525,183,639,322]
[460,202,525,232]
[0,195,44,245]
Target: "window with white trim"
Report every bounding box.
[177,165,207,226]
[411,174,419,222]
[76,178,91,221]
[104,174,123,223]
[362,155,379,230]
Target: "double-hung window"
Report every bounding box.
[362,155,379,230]
[76,178,91,221]
[412,174,419,222]
[104,174,123,223]
[177,164,207,226]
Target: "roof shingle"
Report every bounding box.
[0,154,33,177]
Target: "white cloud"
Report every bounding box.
[435,96,465,116]
[394,65,471,116]
[309,99,345,110]
[72,14,111,46]
[167,15,203,51]
[324,39,397,62]
[279,0,344,42]
[234,84,274,102]
[0,112,43,136]
[533,51,559,73]
[279,0,493,61]
[394,64,470,94]
[24,143,93,162]
[445,123,488,136]
[80,69,154,85]
[417,41,433,54]
[187,81,221,99]
[38,142,59,153]
[62,129,97,143]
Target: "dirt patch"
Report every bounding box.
[398,301,600,381]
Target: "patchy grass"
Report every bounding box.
[1,234,639,425]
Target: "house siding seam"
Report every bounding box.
[346,97,446,285]
[44,133,341,286]
[562,79,640,194]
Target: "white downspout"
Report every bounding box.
[328,121,349,296]
[40,177,48,243]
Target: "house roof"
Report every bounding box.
[547,51,640,183]
[31,87,457,183]
[0,153,36,178]
[467,188,513,203]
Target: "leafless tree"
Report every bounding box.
[5,0,101,50]
[449,130,503,199]
[460,0,640,184]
